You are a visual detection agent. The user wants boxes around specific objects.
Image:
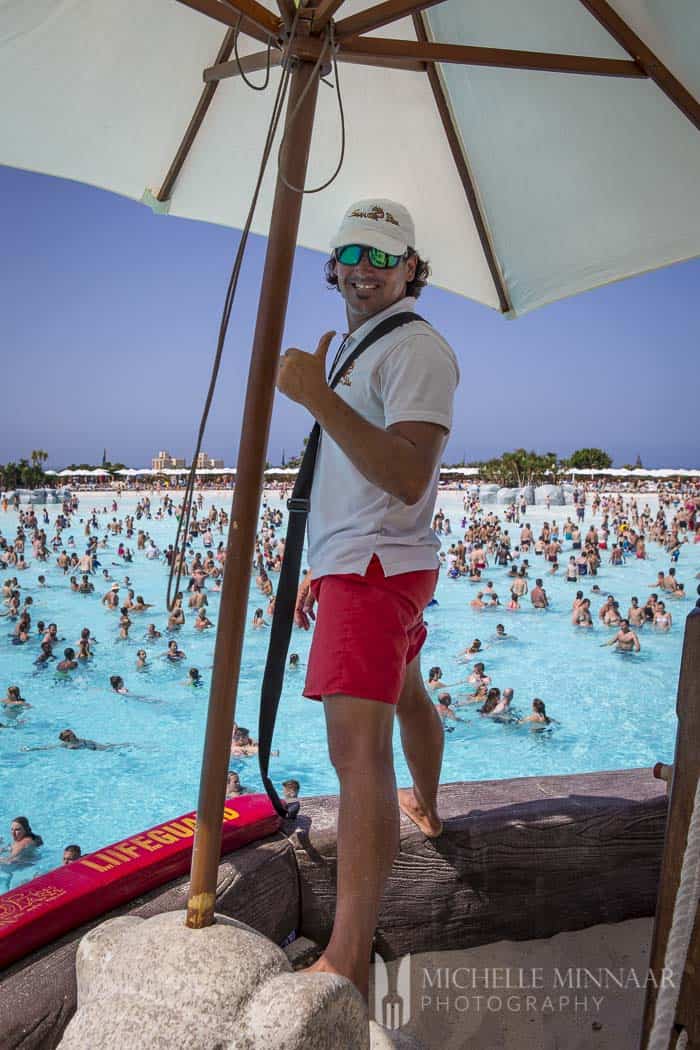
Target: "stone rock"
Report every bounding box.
[58,911,370,1050]
[282,934,323,970]
[479,484,499,505]
[496,487,518,504]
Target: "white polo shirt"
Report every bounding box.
[307,296,460,578]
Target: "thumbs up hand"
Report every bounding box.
[277,331,336,411]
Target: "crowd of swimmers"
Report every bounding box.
[0,488,305,881]
[425,486,697,727]
[1,481,698,880]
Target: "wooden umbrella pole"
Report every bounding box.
[640,609,700,1049]
[186,55,321,930]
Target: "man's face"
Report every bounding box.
[332,247,417,322]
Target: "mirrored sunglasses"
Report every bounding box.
[334,244,406,269]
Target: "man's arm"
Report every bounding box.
[317,395,447,507]
[277,332,448,507]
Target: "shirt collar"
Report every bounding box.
[342,296,416,350]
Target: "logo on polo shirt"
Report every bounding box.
[339,363,355,386]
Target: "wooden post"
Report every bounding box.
[185,55,320,930]
[641,608,700,1049]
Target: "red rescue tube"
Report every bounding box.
[0,794,280,970]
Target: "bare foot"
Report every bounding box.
[397,786,443,838]
[302,953,368,1000]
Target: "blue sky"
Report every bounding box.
[1,164,698,469]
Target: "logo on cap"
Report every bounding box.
[350,205,400,227]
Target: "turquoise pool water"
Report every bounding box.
[1,490,697,888]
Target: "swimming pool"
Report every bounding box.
[1,489,697,888]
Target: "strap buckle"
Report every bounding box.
[287,497,310,514]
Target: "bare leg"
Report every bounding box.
[304,694,397,1000]
[396,655,444,837]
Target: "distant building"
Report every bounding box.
[151,450,187,472]
[195,451,225,470]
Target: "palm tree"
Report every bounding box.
[1,462,20,489]
[31,449,49,470]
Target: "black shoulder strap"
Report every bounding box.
[258,311,426,818]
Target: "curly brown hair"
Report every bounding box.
[323,250,431,299]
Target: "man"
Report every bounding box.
[276,199,458,999]
[530,578,549,608]
[603,619,641,652]
[434,692,461,723]
[63,844,82,864]
[492,687,514,717]
[226,771,247,797]
[102,582,119,608]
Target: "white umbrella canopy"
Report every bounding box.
[1,0,698,316]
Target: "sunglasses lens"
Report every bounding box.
[335,245,403,268]
[335,244,363,265]
[368,248,390,268]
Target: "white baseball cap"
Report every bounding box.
[330,198,416,256]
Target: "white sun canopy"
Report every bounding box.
[566,467,700,476]
[1,1,698,316]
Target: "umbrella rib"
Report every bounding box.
[335,0,446,39]
[413,12,511,314]
[176,0,282,46]
[334,36,645,77]
[335,50,425,73]
[292,34,642,78]
[157,28,239,202]
[219,0,282,36]
[204,48,282,83]
[207,44,425,78]
[578,0,700,131]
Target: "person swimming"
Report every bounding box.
[56,647,78,673]
[0,816,43,867]
[457,639,483,662]
[519,698,556,728]
[601,620,640,652]
[165,640,185,662]
[478,687,501,716]
[186,667,202,687]
[1,685,31,712]
[230,725,277,757]
[434,692,462,724]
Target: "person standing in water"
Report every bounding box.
[277,199,458,999]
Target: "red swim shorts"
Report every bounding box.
[303,554,438,706]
